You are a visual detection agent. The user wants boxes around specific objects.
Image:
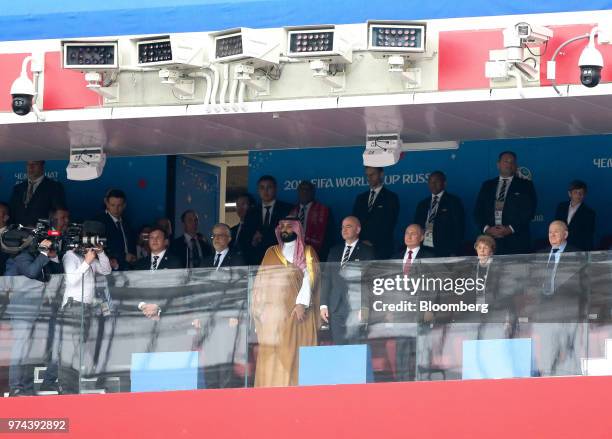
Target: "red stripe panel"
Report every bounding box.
[0,376,611,438]
[440,24,612,91]
[438,29,503,91]
[43,51,100,110]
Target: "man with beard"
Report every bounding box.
[251,217,320,387]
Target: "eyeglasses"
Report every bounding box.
[211,234,230,239]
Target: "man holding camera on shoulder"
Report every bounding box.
[57,243,111,394]
[4,234,62,397]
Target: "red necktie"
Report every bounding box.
[403,250,413,275]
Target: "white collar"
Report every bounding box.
[345,239,359,247]
[184,232,198,242]
[263,200,276,209]
[432,191,444,199]
[215,248,229,257]
[369,185,383,194]
[29,175,44,185]
[151,249,167,259]
[106,211,122,223]
[406,246,420,255]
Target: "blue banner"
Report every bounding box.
[249,135,612,250]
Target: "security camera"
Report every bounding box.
[9,54,44,119]
[10,75,35,116]
[578,45,604,88]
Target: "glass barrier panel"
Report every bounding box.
[584,251,612,377]
[0,273,64,396]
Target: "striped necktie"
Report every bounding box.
[497,178,509,202]
[151,255,159,271]
[341,245,352,267]
[427,195,439,223]
[368,190,376,211]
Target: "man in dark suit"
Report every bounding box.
[9,160,66,227]
[525,221,588,376]
[414,171,465,257]
[474,151,537,255]
[392,224,435,381]
[352,167,400,260]
[230,193,255,259]
[133,227,183,320]
[320,216,374,344]
[171,209,213,268]
[393,224,437,262]
[243,175,292,265]
[133,227,182,271]
[554,180,596,251]
[94,189,137,271]
[204,223,246,269]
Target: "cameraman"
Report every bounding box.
[5,237,62,397]
[57,243,111,394]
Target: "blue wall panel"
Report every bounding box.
[248,135,612,250]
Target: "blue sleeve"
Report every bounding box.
[15,252,49,280]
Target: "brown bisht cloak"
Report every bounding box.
[251,245,320,387]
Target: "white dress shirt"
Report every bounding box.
[368,185,383,206]
[567,203,581,225]
[150,249,167,270]
[28,175,45,193]
[261,200,277,224]
[495,176,513,200]
[282,240,311,307]
[184,233,202,257]
[62,250,112,305]
[343,239,359,261]
[428,191,444,215]
[213,248,229,269]
[483,176,515,233]
[403,246,420,264]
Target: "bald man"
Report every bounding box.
[526,220,588,376]
[541,220,579,257]
[320,216,374,344]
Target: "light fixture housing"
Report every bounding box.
[62,41,118,70]
[134,35,207,69]
[212,28,280,66]
[285,25,352,63]
[367,21,426,54]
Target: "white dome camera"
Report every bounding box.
[9,54,44,119]
[10,75,35,116]
[578,44,604,88]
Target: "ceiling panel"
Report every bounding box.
[1,94,612,162]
